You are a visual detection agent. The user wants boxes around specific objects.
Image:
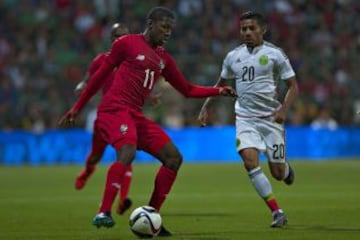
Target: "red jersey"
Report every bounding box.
[74,33,219,113]
[88,53,114,94]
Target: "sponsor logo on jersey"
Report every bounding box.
[120,124,128,134]
[136,54,145,61]
[259,55,269,65]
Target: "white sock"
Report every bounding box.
[272,209,284,216]
[248,166,273,198]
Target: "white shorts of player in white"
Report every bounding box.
[235,116,286,163]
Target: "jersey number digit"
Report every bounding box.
[242,66,255,81]
[272,143,285,160]
[143,69,155,89]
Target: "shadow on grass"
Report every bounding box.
[173,232,235,240]
[162,212,237,217]
[172,225,360,240]
[285,225,360,232]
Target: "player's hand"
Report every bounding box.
[58,107,79,127]
[74,81,86,96]
[273,109,286,124]
[219,86,237,97]
[198,107,208,127]
[148,93,162,107]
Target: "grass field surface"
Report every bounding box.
[1,160,360,240]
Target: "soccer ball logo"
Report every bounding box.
[129,206,162,238]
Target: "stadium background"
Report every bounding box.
[0,0,360,164]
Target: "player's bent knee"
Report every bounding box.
[162,152,183,172]
[270,169,284,181]
[240,149,259,171]
[269,162,286,181]
[242,157,259,171]
[156,142,183,171]
[116,144,137,165]
[168,155,183,171]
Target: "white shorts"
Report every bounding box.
[235,116,286,163]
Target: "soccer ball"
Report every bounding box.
[129,206,162,238]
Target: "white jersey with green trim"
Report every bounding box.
[220,41,295,118]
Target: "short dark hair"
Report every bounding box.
[111,23,127,34]
[110,22,128,40]
[146,6,176,21]
[111,22,127,30]
[240,11,267,27]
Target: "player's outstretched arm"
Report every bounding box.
[75,53,106,96]
[74,72,90,96]
[163,55,236,98]
[58,107,79,127]
[198,77,229,126]
[58,62,113,127]
[170,78,236,99]
[218,86,237,96]
[73,62,113,112]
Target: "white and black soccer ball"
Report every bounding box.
[129,206,162,238]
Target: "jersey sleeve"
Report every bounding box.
[276,49,295,81]
[73,59,114,111]
[88,54,105,75]
[162,53,219,98]
[104,36,128,67]
[220,51,236,79]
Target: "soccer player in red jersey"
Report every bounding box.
[74,23,133,215]
[59,7,236,235]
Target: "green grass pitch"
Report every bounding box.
[1,160,360,240]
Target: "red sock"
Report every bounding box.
[148,166,177,211]
[99,161,127,213]
[120,165,133,201]
[266,198,280,212]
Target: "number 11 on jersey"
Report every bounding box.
[143,69,154,89]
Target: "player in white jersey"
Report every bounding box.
[198,11,299,228]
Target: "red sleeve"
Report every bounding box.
[104,35,127,66]
[72,37,128,112]
[88,54,105,75]
[73,61,113,111]
[162,54,220,98]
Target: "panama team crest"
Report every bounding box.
[120,124,128,134]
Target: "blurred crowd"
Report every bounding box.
[1,0,360,132]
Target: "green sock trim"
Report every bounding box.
[264,193,275,201]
